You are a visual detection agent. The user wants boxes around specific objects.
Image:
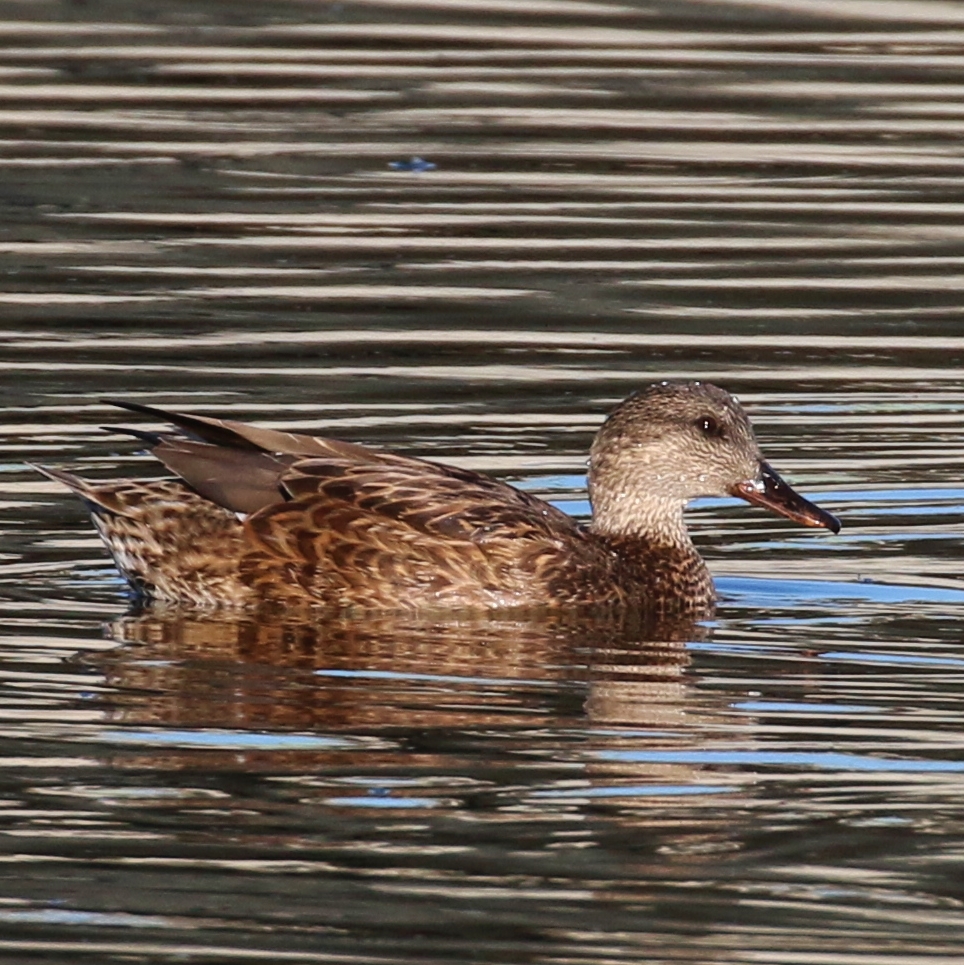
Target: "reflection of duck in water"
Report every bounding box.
[35,382,838,614]
[103,608,698,733]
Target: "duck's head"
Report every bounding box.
[587,381,840,541]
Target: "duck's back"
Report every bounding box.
[236,456,627,610]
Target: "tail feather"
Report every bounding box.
[30,462,247,603]
[31,463,131,517]
[29,463,94,497]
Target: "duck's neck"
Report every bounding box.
[588,503,713,612]
[588,491,692,549]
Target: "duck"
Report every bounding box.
[33,381,839,614]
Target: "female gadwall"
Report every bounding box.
[35,382,839,613]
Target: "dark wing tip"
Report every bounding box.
[99,425,165,447]
[100,399,174,420]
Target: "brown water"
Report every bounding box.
[4,0,964,962]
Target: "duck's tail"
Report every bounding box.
[30,464,247,605]
[30,463,115,513]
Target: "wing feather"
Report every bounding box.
[277,458,580,545]
[238,457,597,608]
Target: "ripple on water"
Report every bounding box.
[2,1,964,963]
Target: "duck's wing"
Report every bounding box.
[103,401,424,516]
[103,401,580,536]
[240,458,592,608]
[276,457,579,543]
[105,399,408,463]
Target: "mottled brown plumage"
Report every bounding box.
[33,382,840,614]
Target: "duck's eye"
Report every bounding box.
[696,415,724,438]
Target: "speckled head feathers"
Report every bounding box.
[587,381,761,537]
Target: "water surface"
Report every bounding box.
[3,1,964,962]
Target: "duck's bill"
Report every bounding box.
[729,461,841,534]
